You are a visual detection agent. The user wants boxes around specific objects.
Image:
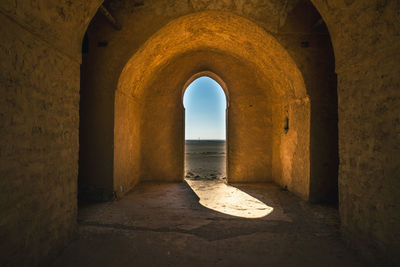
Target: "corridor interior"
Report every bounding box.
[1,0,399,266]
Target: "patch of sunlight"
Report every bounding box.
[185,179,273,218]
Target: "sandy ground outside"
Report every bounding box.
[185,140,226,181]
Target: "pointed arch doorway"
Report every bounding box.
[183,73,228,182]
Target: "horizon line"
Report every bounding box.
[185,139,226,141]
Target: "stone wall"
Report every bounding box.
[113,90,142,198]
[311,0,400,263]
[0,11,80,267]
[271,98,311,200]
[0,1,101,265]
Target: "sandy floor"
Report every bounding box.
[54,183,364,267]
[52,141,365,266]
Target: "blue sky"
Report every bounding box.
[183,76,227,140]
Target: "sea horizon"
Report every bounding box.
[185,139,226,141]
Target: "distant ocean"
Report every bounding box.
[185,140,226,154]
[185,139,226,142]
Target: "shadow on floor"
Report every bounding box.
[54,182,364,267]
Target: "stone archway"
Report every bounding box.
[113,11,311,200]
[74,1,400,264]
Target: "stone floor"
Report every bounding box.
[53,181,365,267]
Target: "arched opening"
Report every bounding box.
[113,11,313,201]
[80,8,336,206]
[78,10,116,204]
[183,76,227,182]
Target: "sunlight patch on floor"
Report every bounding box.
[185,179,273,218]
